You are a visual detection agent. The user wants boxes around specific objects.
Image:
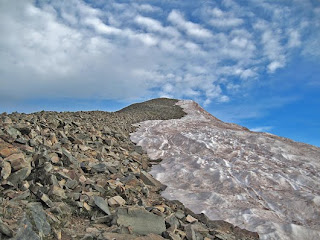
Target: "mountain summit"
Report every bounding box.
[0,98,259,240]
[0,98,319,239]
[131,99,320,240]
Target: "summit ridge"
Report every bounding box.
[0,98,258,240]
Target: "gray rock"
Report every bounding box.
[3,116,12,124]
[116,206,166,235]
[0,219,13,237]
[43,162,53,172]
[5,127,21,139]
[134,145,144,154]
[93,184,106,194]
[165,214,180,229]
[185,225,197,240]
[11,190,31,201]
[91,163,109,173]
[13,214,40,240]
[104,138,115,146]
[175,210,185,220]
[7,166,31,186]
[28,202,51,236]
[103,126,112,134]
[30,185,54,208]
[66,179,78,189]
[50,185,67,199]
[0,160,11,179]
[93,196,111,215]
[140,170,166,190]
[15,137,27,144]
[15,125,32,135]
[102,232,137,240]
[29,139,37,147]
[62,148,79,167]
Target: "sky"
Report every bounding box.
[0,0,319,146]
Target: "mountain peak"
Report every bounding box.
[0,98,259,240]
[131,99,320,240]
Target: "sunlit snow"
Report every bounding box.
[131,100,320,240]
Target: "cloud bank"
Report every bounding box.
[0,0,319,106]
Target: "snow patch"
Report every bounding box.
[130,100,320,240]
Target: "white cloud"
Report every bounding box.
[0,0,318,110]
[261,30,284,60]
[288,30,301,48]
[168,10,213,38]
[133,3,161,13]
[211,18,243,28]
[84,17,122,35]
[231,37,249,48]
[268,61,285,73]
[134,15,180,37]
[253,21,287,73]
[210,7,244,28]
[226,83,240,92]
[203,99,212,106]
[250,126,273,132]
[219,95,230,103]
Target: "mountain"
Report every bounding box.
[131,100,320,240]
[0,98,258,240]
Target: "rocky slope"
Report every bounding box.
[0,98,258,240]
[131,100,320,240]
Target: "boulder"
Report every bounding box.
[28,202,52,237]
[116,207,166,235]
[108,195,126,207]
[0,145,20,158]
[0,219,13,237]
[13,214,40,240]
[2,116,12,124]
[93,196,111,215]
[15,124,32,135]
[50,185,67,199]
[5,153,29,171]
[140,170,166,191]
[7,166,31,185]
[135,234,166,240]
[1,160,11,179]
[62,148,79,167]
[102,232,137,240]
[5,127,21,139]
[186,215,198,223]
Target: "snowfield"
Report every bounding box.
[131,100,320,240]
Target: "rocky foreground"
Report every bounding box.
[0,98,259,240]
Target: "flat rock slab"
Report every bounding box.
[0,219,13,237]
[140,170,166,191]
[116,207,166,236]
[93,196,111,215]
[102,233,165,240]
[13,215,40,240]
[108,195,126,207]
[7,166,31,185]
[134,233,165,240]
[28,202,51,236]
[102,232,137,240]
[5,153,28,171]
[1,160,11,179]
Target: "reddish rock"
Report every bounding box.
[0,144,20,158]
[5,153,29,171]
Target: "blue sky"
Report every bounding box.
[0,0,319,146]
